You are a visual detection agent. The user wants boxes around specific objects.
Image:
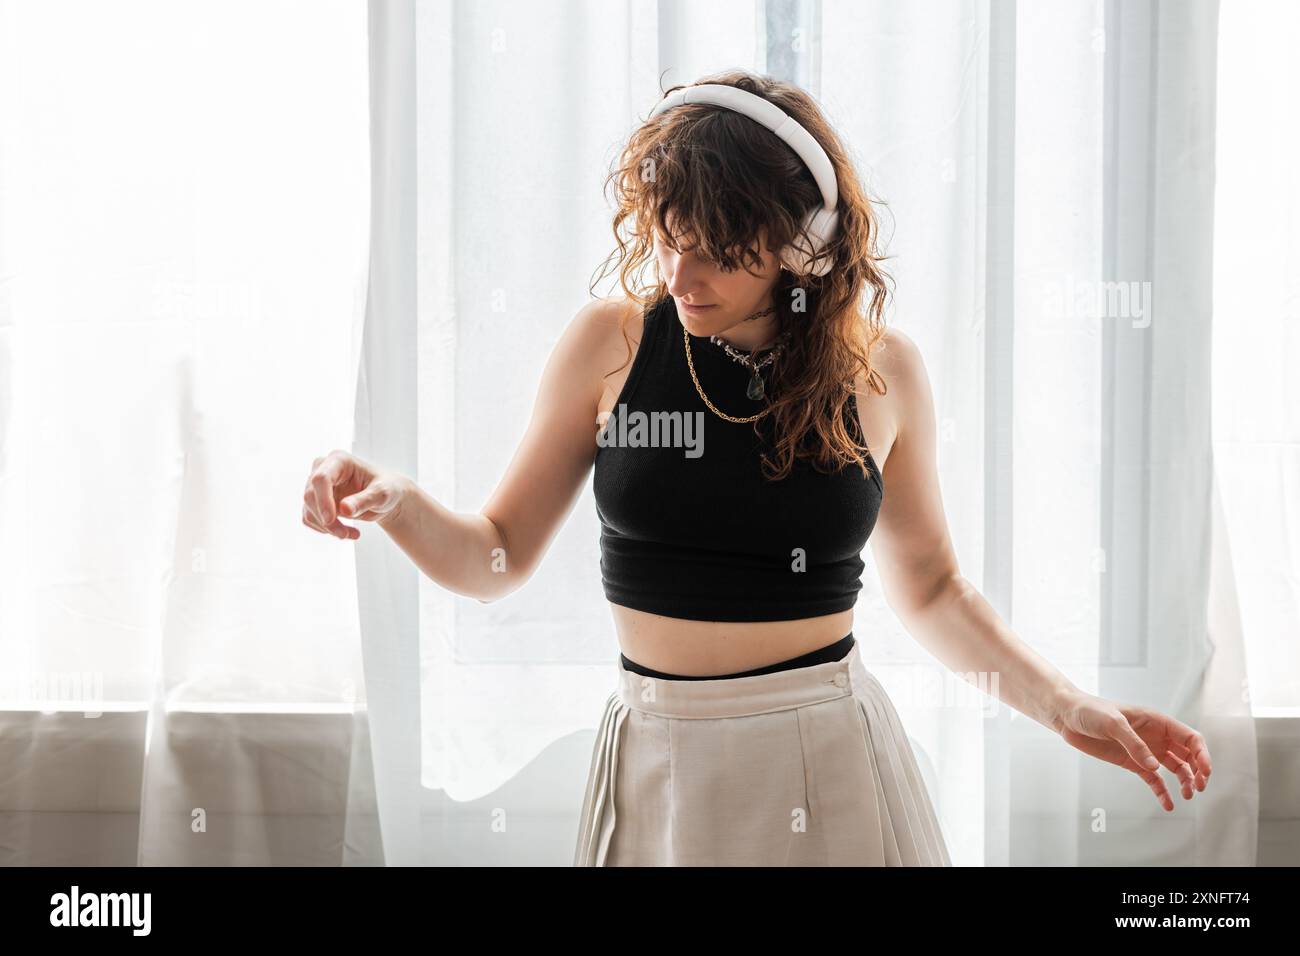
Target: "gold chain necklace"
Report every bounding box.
[683,327,771,423]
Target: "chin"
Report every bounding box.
[676,303,727,334]
[677,312,704,334]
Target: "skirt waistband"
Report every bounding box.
[617,641,862,720]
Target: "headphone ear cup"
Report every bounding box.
[782,207,839,278]
[779,242,812,277]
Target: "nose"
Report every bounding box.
[662,249,712,298]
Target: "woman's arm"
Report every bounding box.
[306,297,632,601]
[864,329,1081,733]
[864,329,1211,812]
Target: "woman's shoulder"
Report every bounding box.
[565,294,659,397]
[576,294,649,332]
[853,326,930,471]
[571,294,652,359]
[862,326,926,389]
[556,295,639,350]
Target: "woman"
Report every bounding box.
[301,71,1212,866]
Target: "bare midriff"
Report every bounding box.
[610,604,854,676]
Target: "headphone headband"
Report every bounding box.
[647,83,839,216]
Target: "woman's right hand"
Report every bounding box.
[302,449,409,540]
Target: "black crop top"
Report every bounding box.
[591,294,884,622]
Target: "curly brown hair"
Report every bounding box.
[590,69,893,482]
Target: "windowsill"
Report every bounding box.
[0,702,362,715]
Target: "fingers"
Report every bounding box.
[1164,738,1210,792]
[302,507,359,540]
[338,489,373,518]
[1108,713,1162,772]
[1113,708,1210,810]
[302,449,362,530]
[1173,722,1214,782]
[1105,709,1178,811]
[308,454,348,526]
[1163,752,1197,801]
[1128,752,1192,811]
[1132,763,1175,812]
[339,482,391,521]
[1144,711,1213,788]
[302,449,364,540]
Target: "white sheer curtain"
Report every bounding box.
[1213,0,1300,714]
[1210,0,1300,866]
[358,0,1280,866]
[0,0,376,864]
[1,0,1282,869]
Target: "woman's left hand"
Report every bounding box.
[1054,691,1213,811]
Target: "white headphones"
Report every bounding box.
[647,83,840,278]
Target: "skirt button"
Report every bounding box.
[832,672,848,688]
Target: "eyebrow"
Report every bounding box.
[657,235,705,258]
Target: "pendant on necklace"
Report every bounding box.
[746,370,765,400]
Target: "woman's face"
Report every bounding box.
[653,220,783,337]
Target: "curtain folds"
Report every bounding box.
[0,0,373,865]
[357,0,1265,866]
[0,0,1278,868]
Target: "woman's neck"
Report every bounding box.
[713,295,782,352]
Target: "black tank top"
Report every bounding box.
[592,294,884,622]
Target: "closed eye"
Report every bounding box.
[656,230,745,273]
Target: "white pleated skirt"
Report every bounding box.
[573,640,953,866]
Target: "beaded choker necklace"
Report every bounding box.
[684,326,791,423]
